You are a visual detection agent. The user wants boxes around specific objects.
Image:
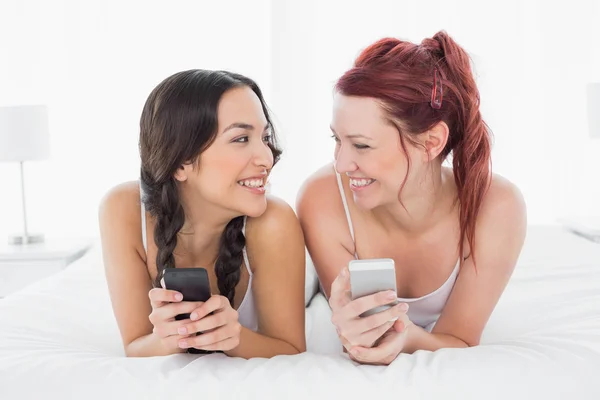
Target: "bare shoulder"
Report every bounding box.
[99,181,142,220]
[474,173,527,265]
[244,195,305,272]
[246,195,303,240]
[295,162,341,217]
[295,162,355,252]
[98,181,145,258]
[479,173,527,224]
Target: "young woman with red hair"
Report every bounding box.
[297,31,527,365]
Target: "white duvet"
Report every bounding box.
[1,225,599,400]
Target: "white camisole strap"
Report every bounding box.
[241,216,252,276]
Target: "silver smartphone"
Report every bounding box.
[349,258,399,317]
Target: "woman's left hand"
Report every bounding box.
[345,314,413,366]
[177,295,242,352]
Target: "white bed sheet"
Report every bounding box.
[1,225,599,400]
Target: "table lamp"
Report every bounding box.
[0,105,50,245]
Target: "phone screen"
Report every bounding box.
[163,268,211,320]
[162,268,220,354]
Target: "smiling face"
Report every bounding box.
[330,93,431,210]
[176,86,275,218]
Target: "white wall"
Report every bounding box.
[1,0,599,240]
[0,0,272,239]
[268,0,600,224]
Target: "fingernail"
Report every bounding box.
[190,312,198,321]
[178,327,187,335]
[398,303,409,311]
[386,291,397,300]
[341,268,347,277]
[179,340,189,348]
[175,293,183,301]
[351,348,361,355]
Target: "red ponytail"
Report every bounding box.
[335,31,492,270]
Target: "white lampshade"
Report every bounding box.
[0,105,50,162]
[588,83,600,139]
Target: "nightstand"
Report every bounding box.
[558,216,600,244]
[0,239,93,298]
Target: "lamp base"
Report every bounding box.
[8,234,45,245]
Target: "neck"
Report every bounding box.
[176,187,238,265]
[372,165,456,235]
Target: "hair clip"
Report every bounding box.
[430,68,443,109]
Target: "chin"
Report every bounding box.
[237,198,268,218]
[352,193,382,211]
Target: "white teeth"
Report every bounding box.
[350,178,374,187]
[238,179,264,188]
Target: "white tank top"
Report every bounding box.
[335,170,460,332]
[140,188,259,332]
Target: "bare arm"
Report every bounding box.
[226,197,307,358]
[406,178,527,350]
[353,178,528,362]
[99,183,185,357]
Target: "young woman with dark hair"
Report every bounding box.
[100,69,306,358]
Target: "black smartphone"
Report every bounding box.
[162,268,218,355]
[163,268,212,321]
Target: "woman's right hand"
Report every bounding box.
[147,288,206,353]
[328,267,409,352]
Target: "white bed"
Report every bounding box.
[1,225,599,400]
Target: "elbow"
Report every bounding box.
[283,337,306,355]
[123,341,139,357]
[283,341,306,355]
[284,348,303,356]
[436,332,475,348]
[122,337,150,358]
[440,329,480,348]
[123,346,136,358]
[460,334,479,347]
[293,343,307,354]
[462,330,482,347]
